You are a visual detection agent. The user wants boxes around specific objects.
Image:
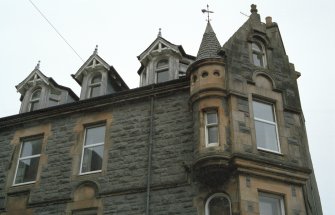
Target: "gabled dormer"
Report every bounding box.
[137,30,195,86]
[72,46,129,100]
[16,61,78,113]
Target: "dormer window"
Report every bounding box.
[156,59,169,83]
[252,42,266,67]
[89,73,102,98]
[29,88,41,111]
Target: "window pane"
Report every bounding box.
[253,53,263,67]
[30,101,39,111]
[31,89,41,100]
[15,157,40,184]
[85,126,105,146]
[252,43,262,52]
[82,145,103,172]
[21,138,42,157]
[49,99,59,106]
[157,59,168,68]
[255,121,279,151]
[259,194,283,215]
[253,101,274,122]
[157,70,169,83]
[207,112,218,124]
[208,126,218,144]
[209,196,230,215]
[91,74,102,84]
[90,85,101,98]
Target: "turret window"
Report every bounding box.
[205,193,231,215]
[156,59,169,83]
[29,88,41,111]
[252,42,266,67]
[259,192,285,215]
[89,73,102,98]
[205,110,219,147]
[253,100,280,153]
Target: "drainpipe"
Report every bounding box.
[146,95,154,215]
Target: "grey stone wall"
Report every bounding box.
[0,86,195,214]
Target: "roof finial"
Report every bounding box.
[250,4,258,14]
[94,45,98,54]
[158,28,162,37]
[35,60,40,69]
[201,4,214,22]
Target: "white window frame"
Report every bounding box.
[252,41,267,68]
[29,88,42,111]
[79,124,105,175]
[259,192,285,215]
[253,100,281,153]
[88,73,102,98]
[205,110,219,147]
[205,193,232,215]
[13,137,42,186]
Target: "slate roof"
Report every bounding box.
[196,22,222,60]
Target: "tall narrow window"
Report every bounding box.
[259,192,285,215]
[156,59,169,83]
[252,42,266,67]
[205,110,219,146]
[205,193,231,215]
[14,136,43,185]
[29,88,41,111]
[89,74,102,98]
[80,125,105,174]
[253,101,280,152]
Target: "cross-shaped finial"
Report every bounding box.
[201,4,214,22]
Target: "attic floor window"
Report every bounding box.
[252,42,266,67]
[157,70,169,83]
[89,74,102,98]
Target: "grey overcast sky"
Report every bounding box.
[1,0,334,213]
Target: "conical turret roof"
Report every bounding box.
[196,22,221,60]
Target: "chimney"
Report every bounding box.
[265,16,273,27]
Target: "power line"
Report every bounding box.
[28,0,84,62]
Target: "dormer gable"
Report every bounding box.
[16,62,78,113]
[137,32,195,86]
[72,46,129,100]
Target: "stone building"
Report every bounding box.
[0,4,322,215]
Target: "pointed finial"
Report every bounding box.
[201,4,214,22]
[35,60,40,69]
[250,4,258,14]
[158,28,162,37]
[94,45,98,54]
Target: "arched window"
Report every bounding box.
[29,88,41,111]
[205,193,232,215]
[156,59,169,83]
[252,41,266,67]
[89,73,102,98]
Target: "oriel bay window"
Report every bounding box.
[253,100,280,153]
[205,110,219,147]
[80,124,106,174]
[14,136,43,185]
